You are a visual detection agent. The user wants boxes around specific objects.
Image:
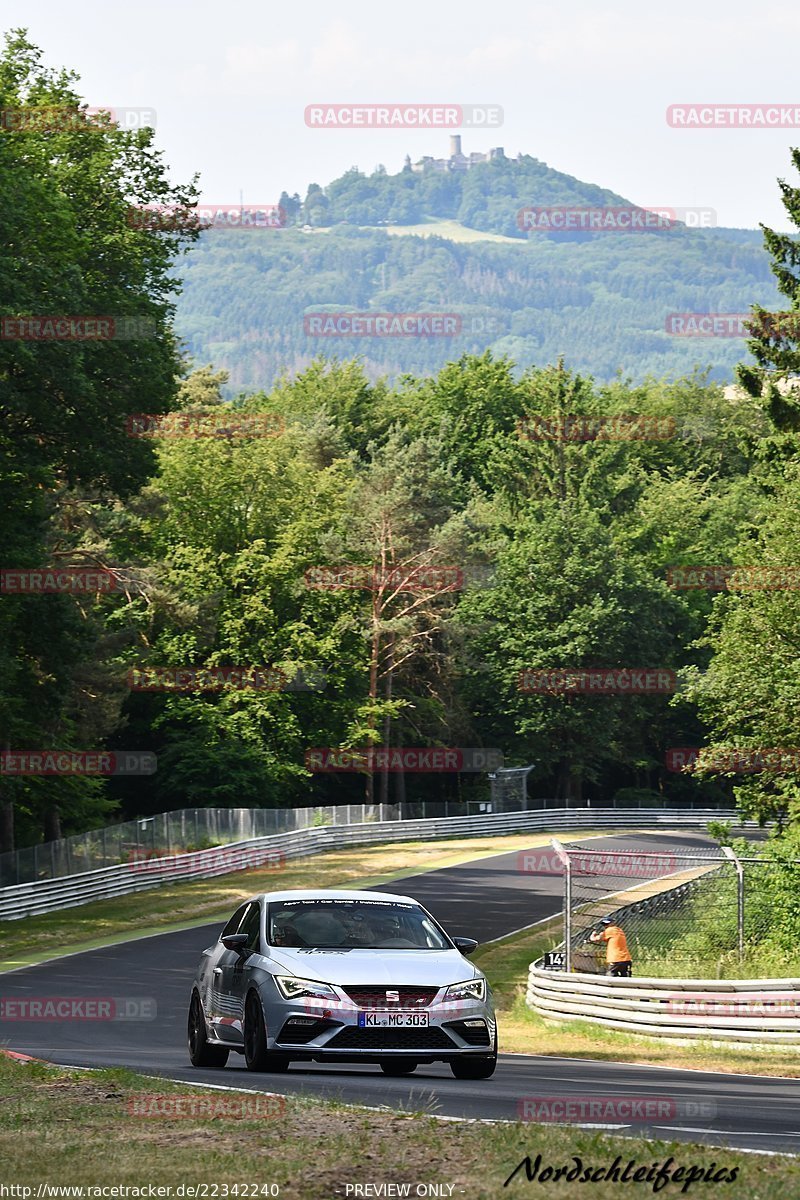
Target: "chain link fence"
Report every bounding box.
[0,797,749,889]
[3,796,546,886]
[0,804,388,887]
[545,839,800,978]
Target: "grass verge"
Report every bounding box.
[383,217,522,244]
[472,923,800,1077]
[0,1054,794,1198]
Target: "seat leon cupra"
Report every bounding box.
[188,888,497,1078]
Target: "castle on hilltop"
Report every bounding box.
[406,136,519,174]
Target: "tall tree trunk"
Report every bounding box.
[44,805,61,843]
[366,588,381,803]
[0,796,13,855]
[556,757,583,806]
[0,739,13,854]
[379,633,395,808]
[395,757,406,810]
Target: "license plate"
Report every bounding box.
[358,1011,429,1027]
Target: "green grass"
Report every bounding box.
[472,918,563,1005]
[382,217,522,244]
[635,946,800,980]
[0,1054,795,1197]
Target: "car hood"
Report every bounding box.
[261,947,481,987]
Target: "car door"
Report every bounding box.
[209,902,257,1044]
[225,900,263,1038]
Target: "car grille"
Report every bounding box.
[445,1020,492,1047]
[327,1026,454,1051]
[341,986,439,1008]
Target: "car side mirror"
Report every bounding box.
[221,933,250,955]
[453,936,478,956]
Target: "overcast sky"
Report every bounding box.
[11,0,800,230]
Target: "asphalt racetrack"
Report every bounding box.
[2,830,799,1154]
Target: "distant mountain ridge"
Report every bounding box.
[278,142,633,236]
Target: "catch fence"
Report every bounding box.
[544,838,795,975]
[0,794,724,888]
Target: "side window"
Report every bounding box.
[221,904,248,939]
[240,902,262,953]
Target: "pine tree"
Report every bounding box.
[738,149,800,430]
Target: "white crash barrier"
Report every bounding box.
[0,807,748,921]
[527,963,800,1045]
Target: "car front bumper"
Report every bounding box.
[265,992,496,1062]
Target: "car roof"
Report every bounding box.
[253,888,419,905]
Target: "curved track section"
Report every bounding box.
[2,831,798,1153]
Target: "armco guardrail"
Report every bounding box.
[526,966,800,1046]
[0,807,746,921]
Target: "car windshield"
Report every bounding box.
[266,898,451,950]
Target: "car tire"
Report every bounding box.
[188,992,229,1069]
[244,991,290,1073]
[379,1060,418,1076]
[450,1032,497,1080]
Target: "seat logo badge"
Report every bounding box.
[386,990,400,1003]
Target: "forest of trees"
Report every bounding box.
[4,32,800,855]
[176,219,778,397]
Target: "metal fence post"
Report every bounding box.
[550,838,572,973]
[722,845,744,961]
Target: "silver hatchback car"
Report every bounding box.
[188,888,497,1078]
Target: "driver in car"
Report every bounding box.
[373,913,412,945]
[341,910,375,944]
[271,916,303,946]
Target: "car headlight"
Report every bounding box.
[444,977,486,1002]
[274,975,338,1001]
